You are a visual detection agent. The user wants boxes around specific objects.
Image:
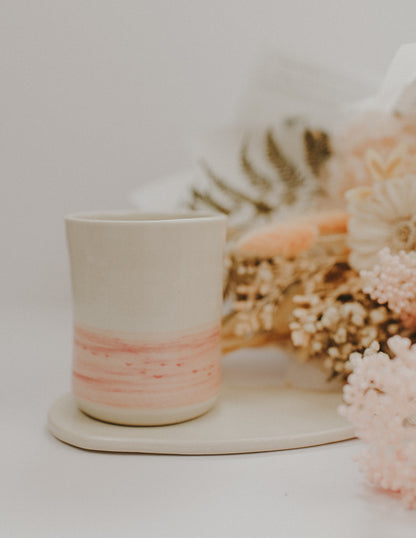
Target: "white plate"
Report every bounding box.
[48,348,354,454]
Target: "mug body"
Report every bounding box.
[66,211,226,425]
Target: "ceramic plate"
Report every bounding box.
[48,347,354,454]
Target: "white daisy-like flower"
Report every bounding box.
[347,175,416,270]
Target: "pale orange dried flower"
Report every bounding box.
[236,221,318,258]
[295,209,350,235]
[235,210,349,259]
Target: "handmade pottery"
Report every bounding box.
[66,211,226,425]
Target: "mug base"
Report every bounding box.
[75,394,220,426]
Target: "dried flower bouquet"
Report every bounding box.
[222,211,407,382]
[188,43,416,508]
[209,99,416,385]
[215,95,416,503]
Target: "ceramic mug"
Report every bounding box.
[66,211,227,425]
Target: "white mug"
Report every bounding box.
[66,211,227,425]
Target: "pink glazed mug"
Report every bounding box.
[66,211,226,425]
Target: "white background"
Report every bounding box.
[3,0,416,307]
[3,1,416,536]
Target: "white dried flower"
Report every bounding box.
[289,259,406,380]
[334,327,347,344]
[347,175,416,270]
[321,306,340,329]
[369,306,389,325]
[292,330,309,347]
[303,323,317,334]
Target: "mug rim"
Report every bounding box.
[65,210,227,224]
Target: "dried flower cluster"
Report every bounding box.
[222,211,349,350]
[222,251,319,349]
[289,259,401,380]
[362,248,416,328]
[222,204,407,379]
[213,106,416,390]
[339,336,416,508]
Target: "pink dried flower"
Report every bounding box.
[361,247,416,328]
[323,110,416,199]
[339,336,416,509]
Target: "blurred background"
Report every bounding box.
[2,0,416,307]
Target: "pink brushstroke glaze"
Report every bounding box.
[72,323,221,410]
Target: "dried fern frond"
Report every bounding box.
[189,187,232,214]
[201,161,274,216]
[185,124,334,235]
[265,130,305,205]
[240,139,273,193]
[303,129,331,176]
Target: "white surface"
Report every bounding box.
[3,304,416,538]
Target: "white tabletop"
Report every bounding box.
[3,304,416,538]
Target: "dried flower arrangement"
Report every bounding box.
[184,44,416,507]
[221,202,408,381]
[214,113,416,505]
